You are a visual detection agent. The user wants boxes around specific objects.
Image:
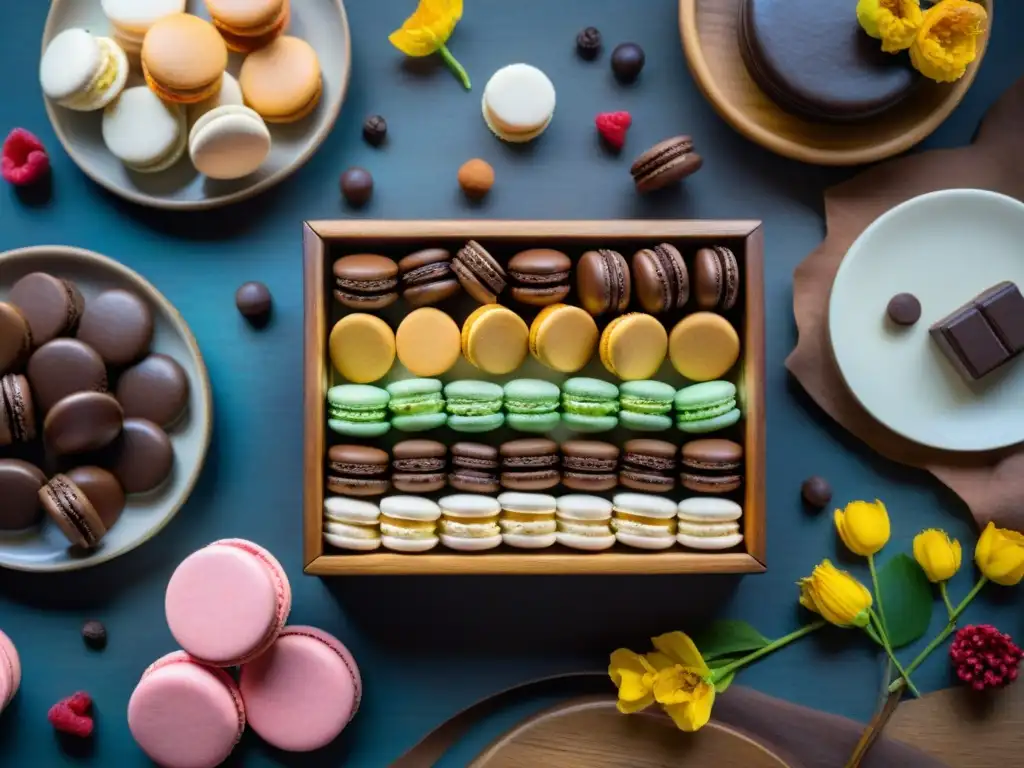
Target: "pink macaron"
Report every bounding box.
[165,538,291,667]
[0,630,21,714]
[127,651,245,768]
[239,626,362,752]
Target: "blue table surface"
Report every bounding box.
[2,1,1022,765]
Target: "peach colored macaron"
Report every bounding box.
[206,0,290,52]
[239,36,322,123]
[142,14,227,104]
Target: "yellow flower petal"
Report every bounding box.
[617,692,655,714]
[834,500,890,556]
[974,522,1024,586]
[644,651,674,672]
[388,0,463,57]
[661,683,715,732]
[797,560,872,627]
[652,666,702,705]
[912,529,962,582]
[909,0,987,83]
[651,631,709,674]
[609,648,657,713]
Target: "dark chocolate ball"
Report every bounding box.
[235,281,272,326]
[576,27,602,60]
[362,115,387,147]
[887,293,921,326]
[340,167,373,207]
[82,619,107,650]
[801,476,832,510]
[611,43,645,82]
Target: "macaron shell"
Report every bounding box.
[40,29,101,102]
[142,14,227,101]
[677,409,741,433]
[482,64,556,133]
[102,0,187,31]
[615,531,676,550]
[529,304,598,373]
[669,312,740,381]
[189,105,271,180]
[0,630,20,708]
[677,531,744,550]
[556,532,616,551]
[102,86,186,172]
[206,0,285,31]
[329,314,396,384]
[600,314,668,381]
[396,308,461,377]
[462,305,529,375]
[441,533,503,551]
[239,36,322,123]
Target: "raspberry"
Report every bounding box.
[595,111,632,151]
[949,624,1021,692]
[2,129,50,187]
[48,692,94,738]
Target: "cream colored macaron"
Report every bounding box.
[612,492,677,550]
[482,64,555,143]
[189,105,271,180]
[438,494,502,551]
[498,492,557,549]
[379,496,441,553]
[556,495,615,551]
[102,86,186,173]
[188,72,245,126]
[676,498,743,551]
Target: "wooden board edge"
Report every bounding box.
[302,223,327,569]
[743,224,767,566]
[305,220,763,240]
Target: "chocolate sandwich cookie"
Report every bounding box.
[106,419,174,495]
[39,473,108,549]
[577,249,630,317]
[507,249,572,307]
[632,244,689,314]
[0,459,46,530]
[452,240,506,304]
[0,374,37,446]
[116,354,191,429]
[64,466,126,530]
[43,391,124,455]
[0,302,32,374]
[681,439,743,493]
[561,440,619,492]
[76,289,154,366]
[631,136,703,193]
[391,439,447,493]
[693,246,740,311]
[26,339,108,413]
[8,272,85,346]
[449,442,500,493]
[500,438,560,491]
[332,254,400,310]
[619,438,676,493]
[398,249,461,307]
[327,445,390,497]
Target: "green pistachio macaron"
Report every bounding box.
[619,380,676,431]
[675,380,741,434]
[445,380,505,432]
[328,384,391,437]
[561,377,619,433]
[386,379,446,431]
[504,379,560,433]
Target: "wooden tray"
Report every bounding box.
[679,0,991,166]
[302,220,765,575]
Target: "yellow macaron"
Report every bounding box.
[599,313,668,380]
[396,307,461,377]
[462,305,529,375]
[239,35,322,123]
[528,304,598,373]
[329,314,395,384]
[668,312,740,381]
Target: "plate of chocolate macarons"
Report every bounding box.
[0,246,212,571]
[40,0,350,210]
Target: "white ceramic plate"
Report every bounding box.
[41,0,350,210]
[0,246,212,571]
[829,189,1024,452]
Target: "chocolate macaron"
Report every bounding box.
[631,136,703,193]
[619,438,677,493]
[332,254,400,310]
[106,419,175,495]
[27,339,108,413]
[327,445,390,497]
[398,248,461,307]
[500,438,560,491]
[681,439,743,493]
[507,249,572,307]
[116,354,190,429]
[64,466,126,530]
[561,440,619,492]
[8,272,85,346]
[43,391,124,455]
[39,473,108,549]
[632,244,689,314]
[0,459,46,530]
[693,246,740,311]
[76,288,154,366]
[0,302,32,374]
[391,439,447,493]
[0,374,37,446]
[449,442,500,493]
[452,240,506,304]
[577,249,630,317]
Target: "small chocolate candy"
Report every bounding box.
[457,158,494,200]
[576,27,602,60]
[340,167,373,207]
[611,43,645,82]
[82,620,107,650]
[886,293,921,326]
[801,476,832,509]
[929,281,1024,382]
[362,115,387,147]
[235,282,272,326]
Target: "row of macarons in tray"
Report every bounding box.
[333,242,741,315]
[327,378,741,436]
[323,493,744,553]
[331,304,741,386]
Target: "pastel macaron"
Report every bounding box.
[503,379,560,433]
[206,0,290,53]
[188,72,245,125]
[327,384,391,437]
[482,64,556,143]
[239,36,322,123]
[386,379,447,432]
[669,312,740,381]
[142,14,228,104]
[396,307,462,377]
[444,380,505,433]
[40,29,129,112]
[675,381,741,433]
[498,492,557,549]
[101,0,186,57]
[611,492,678,550]
[323,497,381,551]
[189,105,271,180]
[164,539,292,666]
[438,494,503,551]
[128,651,245,768]
[600,313,668,381]
[462,305,529,375]
[561,377,619,433]
[529,304,599,373]
[240,626,361,752]
[619,380,676,431]
[677,498,744,550]
[0,630,21,715]
[101,86,188,174]
[329,314,396,384]
[379,496,441,552]
[556,495,615,551]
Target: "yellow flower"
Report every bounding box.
[799,560,873,628]
[909,0,987,83]
[608,648,657,714]
[857,0,924,53]
[388,0,471,89]
[647,632,716,732]
[913,529,962,582]
[834,500,890,557]
[974,522,1024,586]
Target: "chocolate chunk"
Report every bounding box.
[801,476,832,509]
[82,620,107,650]
[340,167,373,207]
[362,115,387,147]
[976,281,1024,354]
[576,27,602,60]
[886,293,921,326]
[611,43,645,82]
[932,305,1009,380]
[235,282,272,326]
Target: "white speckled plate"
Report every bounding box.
[0,246,212,571]
[41,0,350,210]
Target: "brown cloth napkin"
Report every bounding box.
[786,76,1024,533]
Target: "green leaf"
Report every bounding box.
[876,554,934,649]
[713,671,736,693]
[691,620,771,662]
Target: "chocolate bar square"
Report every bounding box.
[976,281,1024,354]
[930,281,1024,382]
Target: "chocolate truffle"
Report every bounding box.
[611,43,645,82]
[340,167,373,207]
[235,281,272,325]
[886,293,921,326]
[576,27,602,60]
[801,476,832,509]
[457,158,495,200]
[362,114,387,146]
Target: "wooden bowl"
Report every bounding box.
[679,0,992,166]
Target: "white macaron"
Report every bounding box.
[102,86,187,173]
[40,29,128,112]
[188,72,245,126]
[379,496,441,553]
[482,64,555,143]
[612,492,677,551]
[677,498,743,550]
[101,0,185,55]
[323,497,381,552]
[556,495,615,552]
[498,492,556,549]
[189,105,271,180]
[438,494,502,551]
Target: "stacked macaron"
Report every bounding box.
[675,381,742,433]
[438,494,502,551]
[561,378,620,433]
[386,379,447,432]
[503,379,560,433]
[498,492,558,548]
[482,64,556,143]
[444,380,505,433]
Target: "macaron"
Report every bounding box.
[529,304,598,373]
[452,241,506,304]
[165,538,291,666]
[116,354,190,429]
[448,442,500,493]
[560,440,619,492]
[503,379,560,433]
[620,438,677,493]
[507,249,572,306]
[188,71,245,125]
[612,492,678,550]
[0,630,20,714]
[102,86,187,173]
[631,136,703,193]
[681,439,743,493]
[38,473,107,549]
[396,308,461,377]
[379,495,441,552]
[26,339,108,414]
[128,651,245,768]
[0,302,32,375]
[327,384,391,437]
[677,498,744,550]
[106,419,175,495]
[101,0,187,57]
[391,439,447,493]
[438,494,502,551]
[326,444,390,497]
[444,380,505,433]
[482,64,556,143]
[332,254,400,310]
[188,104,271,180]
[577,249,631,317]
[63,466,126,531]
[0,374,37,446]
[206,0,290,53]
[0,459,46,530]
[386,379,447,432]
[561,377,619,433]
[693,246,741,311]
[600,313,668,381]
[40,28,128,111]
[669,312,740,382]
[675,381,741,434]
[142,14,228,104]
[43,391,124,455]
[398,248,461,307]
[556,495,615,551]
[328,314,396,384]
[323,497,381,551]
[461,305,529,375]
[498,492,557,549]
[239,626,361,752]
[500,438,560,491]
[7,273,84,347]
[76,288,154,367]
[239,36,322,123]
[619,380,676,431]
[632,244,689,313]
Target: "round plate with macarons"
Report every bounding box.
[41,0,350,210]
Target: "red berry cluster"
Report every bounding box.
[47,691,94,738]
[949,624,1021,691]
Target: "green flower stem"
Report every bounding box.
[868,554,888,638]
[887,576,988,694]
[709,621,826,684]
[939,582,955,621]
[868,609,920,698]
[438,44,471,90]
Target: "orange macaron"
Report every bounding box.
[205,0,290,53]
[239,36,322,123]
[141,14,227,104]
